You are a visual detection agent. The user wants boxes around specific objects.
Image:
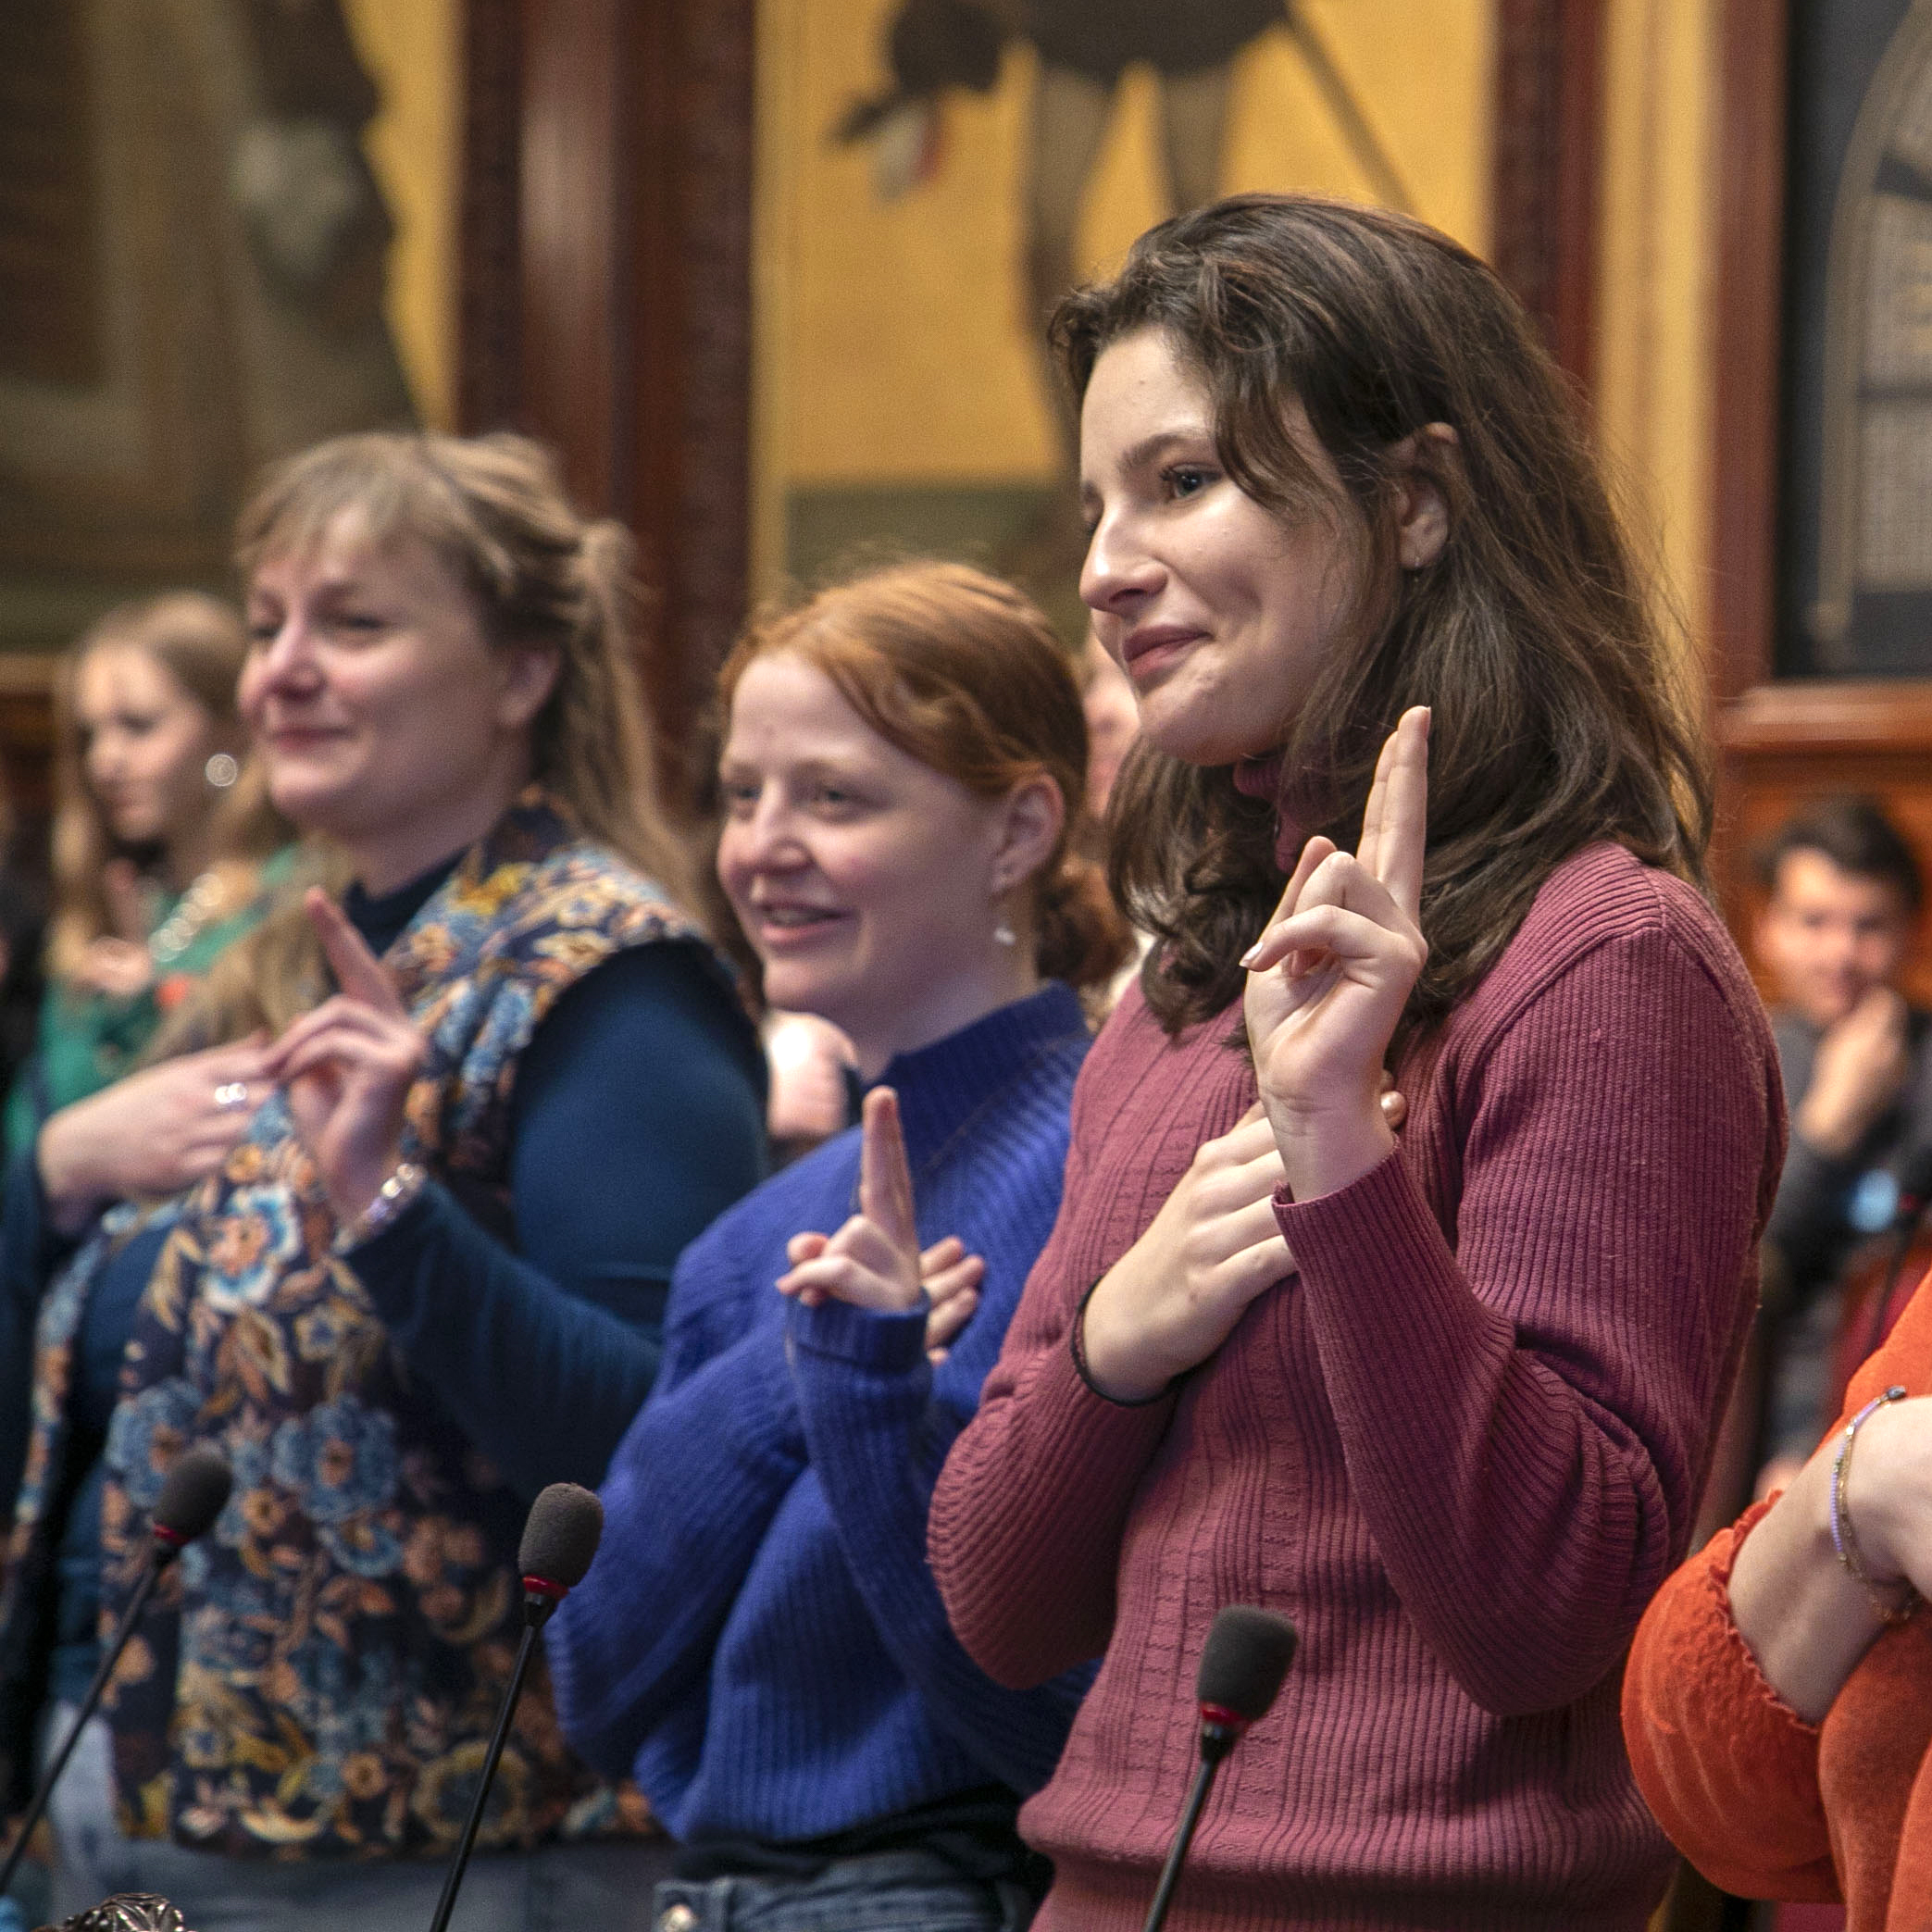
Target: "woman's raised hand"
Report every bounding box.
[777,1088,926,1315]
[35,1036,273,1234]
[1243,706,1430,1202]
[262,889,427,1223]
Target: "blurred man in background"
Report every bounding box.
[1754,795,1932,1490]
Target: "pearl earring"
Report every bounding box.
[205,753,240,789]
[993,918,1017,947]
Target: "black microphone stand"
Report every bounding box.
[425,1580,561,1932]
[0,1535,182,1898]
[1141,1707,1244,1932]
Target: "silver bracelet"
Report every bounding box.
[331,1161,428,1253]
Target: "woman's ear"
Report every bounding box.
[1391,422,1459,570]
[495,644,564,731]
[990,773,1066,898]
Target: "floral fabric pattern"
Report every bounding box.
[95,791,704,1859]
[0,1198,189,1803]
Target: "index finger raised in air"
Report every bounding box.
[1360,707,1430,922]
[858,1086,918,1254]
[305,888,408,1017]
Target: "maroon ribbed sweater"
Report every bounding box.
[929,844,1786,1930]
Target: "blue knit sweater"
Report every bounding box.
[546,982,1097,1847]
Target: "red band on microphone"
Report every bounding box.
[1198,1702,1249,1731]
[153,1526,189,1551]
[522,1573,568,1599]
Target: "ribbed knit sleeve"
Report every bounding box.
[544,1210,808,1784]
[1620,1502,1839,1904]
[1274,920,1772,1714]
[790,1270,1094,1795]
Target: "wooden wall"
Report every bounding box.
[1709,0,1932,1006]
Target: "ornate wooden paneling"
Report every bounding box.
[457,0,754,816]
[1490,0,1607,393]
[1708,3,1932,1007]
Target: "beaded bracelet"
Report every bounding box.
[1828,1382,1917,1627]
[1068,1278,1178,1408]
[331,1161,428,1254]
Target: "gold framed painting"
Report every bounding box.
[753,0,1496,633]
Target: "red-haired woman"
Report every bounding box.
[927,193,1787,1929]
[546,561,1132,1930]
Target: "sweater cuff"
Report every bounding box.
[1271,1147,1449,1290]
[1703,1499,1826,1739]
[1622,1500,1830,1898]
[1032,1297,1178,1454]
[789,1295,929,1374]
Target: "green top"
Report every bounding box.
[3,846,301,1159]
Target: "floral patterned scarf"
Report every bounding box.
[95,791,709,1858]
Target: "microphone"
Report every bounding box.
[0,1448,231,1898]
[426,1484,604,1932]
[1141,1604,1298,1932]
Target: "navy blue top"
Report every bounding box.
[546,983,1096,1849]
[0,858,767,1703]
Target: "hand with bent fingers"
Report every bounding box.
[777,1089,950,1336]
[1074,1100,1298,1402]
[36,1036,272,1234]
[261,889,427,1224]
[785,1214,987,1363]
[71,860,156,999]
[1244,705,1431,1203]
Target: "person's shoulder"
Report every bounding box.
[1471,842,1767,1043]
[531,839,704,941]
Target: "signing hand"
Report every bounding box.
[1077,1102,1296,1402]
[777,1087,925,1316]
[36,1036,271,1234]
[1796,985,1911,1159]
[1243,705,1430,1202]
[71,860,156,999]
[261,889,426,1223]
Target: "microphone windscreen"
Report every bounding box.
[517,1483,604,1589]
[152,1446,232,1543]
[1196,1605,1298,1723]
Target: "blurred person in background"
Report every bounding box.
[1752,796,1932,1494]
[11,431,767,1932]
[548,561,1132,1932]
[1075,632,1138,822]
[761,1008,859,1161]
[3,596,295,1158]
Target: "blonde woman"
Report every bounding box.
[4,595,292,1155]
[21,434,767,1932]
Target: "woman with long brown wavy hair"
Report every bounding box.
[929,193,1788,1929]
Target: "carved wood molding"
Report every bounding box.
[1490,0,1607,393]
[457,0,754,811]
[1709,0,1789,699]
[1721,679,1932,754]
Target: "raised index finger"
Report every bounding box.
[1369,706,1430,921]
[305,887,407,1016]
[858,1086,918,1256]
